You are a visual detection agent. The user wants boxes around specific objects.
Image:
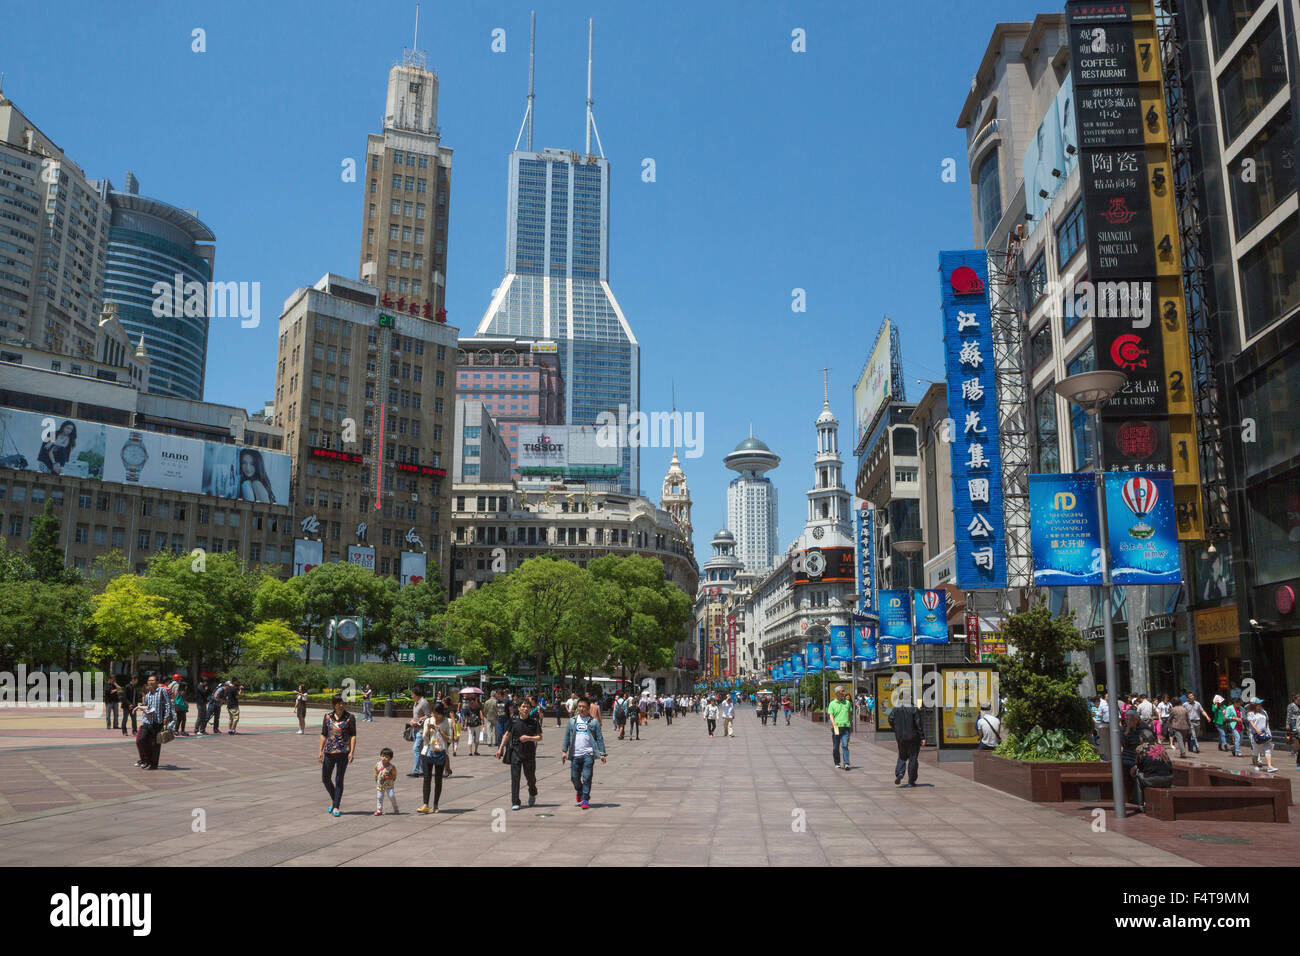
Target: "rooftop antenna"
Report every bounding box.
[585,18,605,157]
[822,367,830,405]
[403,4,426,70]
[413,4,419,52]
[514,11,537,152]
[671,380,678,457]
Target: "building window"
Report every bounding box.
[1238,212,1300,338]
[1026,255,1047,303]
[1238,350,1300,476]
[1217,10,1287,143]
[1229,105,1295,239]
[1056,202,1086,266]
[1030,323,1052,368]
[1209,0,1265,58]
[1034,382,1059,473]
[977,150,1001,245]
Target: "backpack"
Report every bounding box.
[614,700,627,719]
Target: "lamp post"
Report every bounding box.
[1055,369,1128,819]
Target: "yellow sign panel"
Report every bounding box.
[1194,605,1239,644]
[895,644,911,665]
[939,667,998,746]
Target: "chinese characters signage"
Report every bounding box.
[940,251,1007,588]
[855,507,876,616]
[1029,473,1102,585]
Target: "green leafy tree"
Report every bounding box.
[292,562,395,662]
[27,499,75,584]
[143,551,257,676]
[84,551,131,595]
[590,555,691,692]
[0,531,89,669]
[993,602,1095,739]
[505,557,592,688]
[389,578,448,652]
[90,575,188,672]
[441,578,516,672]
[237,619,303,665]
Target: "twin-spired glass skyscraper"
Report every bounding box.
[474,148,640,494]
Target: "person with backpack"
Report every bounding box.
[224,679,243,734]
[172,681,189,736]
[206,679,229,735]
[461,692,484,756]
[1245,700,1278,772]
[614,695,629,739]
[976,702,1001,750]
[562,697,607,810]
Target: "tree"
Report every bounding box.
[505,558,593,690]
[27,499,75,584]
[237,619,303,665]
[0,528,89,670]
[388,578,447,652]
[994,602,1095,739]
[84,551,131,595]
[142,551,257,676]
[292,562,395,662]
[90,575,188,673]
[252,574,303,624]
[441,578,516,672]
[590,555,691,691]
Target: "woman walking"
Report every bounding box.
[295,684,309,734]
[1246,700,1278,772]
[704,697,719,737]
[417,702,453,813]
[318,695,357,816]
[173,682,189,736]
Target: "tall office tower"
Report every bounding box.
[102,172,215,401]
[724,429,781,573]
[473,18,640,494]
[0,96,110,358]
[358,43,453,319]
[274,274,458,587]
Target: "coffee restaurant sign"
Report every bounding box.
[1193,605,1238,644]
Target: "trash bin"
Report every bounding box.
[384,696,394,718]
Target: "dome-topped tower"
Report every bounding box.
[660,451,693,544]
[701,527,744,589]
[725,423,780,573]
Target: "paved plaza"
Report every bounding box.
[0,704,1294,866]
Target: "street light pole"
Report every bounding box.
[1056,369,1128,820]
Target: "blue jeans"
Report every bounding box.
[412,732,424,774]
[363,699,372,721]
[833,728,851,766]
[1187,724,1201,752]
[1230,726,1242,756]
[570,753,595,801]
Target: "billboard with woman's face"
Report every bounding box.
[0,408,109,479]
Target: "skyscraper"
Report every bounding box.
[724,429,780,573]
[102,172,215,401]
[473,18,640,494]
[358,43,452,319]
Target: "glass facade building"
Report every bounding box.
[103,181,215,401]
[475,149,639,494]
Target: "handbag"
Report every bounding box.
[159,727,175,744]
[1252,729,1272,744]
[403,726,415,742]
[429,749,447,765]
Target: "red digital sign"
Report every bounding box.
[396,462,447,478]
[310,447,363,464]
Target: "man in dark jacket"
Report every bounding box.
[889,692,926,787]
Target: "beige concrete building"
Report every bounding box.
[358,52,452,319]
[273,274,458,584]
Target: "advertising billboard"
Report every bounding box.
[293,539,323,577]
[346,545,376,570]
[1029,473,1102,586]
[516,424,620,470]
[1104,471,1181,584]
[855,507,876,616]
[852,623,878,663]
[1023,74,1078,230]
[878,589,913,644]
[792,546,855,585]
[399,550,427,586]
[854,320,893,448]
[913,589,949,643]
[828,625,852,663]
[0,406,291,503]
[805,642,825,673]
[940,251,1007,589]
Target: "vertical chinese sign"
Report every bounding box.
[940,251,1007,589]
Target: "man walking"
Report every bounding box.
[408,687,430,777]
[120,675,139,738]
[497,695,543,810]
[1183,692,1210,754]
[828,686,853,770]
[562,698,607,810]
[720,694,736,738]
[889,691,925,787]
[1095,693,1111,758]
[133,673,174,770]
[483,689,499,747]
[663,693,674,726]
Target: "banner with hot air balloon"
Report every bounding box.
[1104,471,1181,584]
[852,623,878,663]
[913,589,949,643]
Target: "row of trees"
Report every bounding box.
[1,502,693,693]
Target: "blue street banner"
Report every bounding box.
[878,643,897,666]
[1105,471,1180,584]
[805,642,825,673]
[940,251,1007,589]
[791,652,806,678]
[852,623,878,663]
[855,507,877,616]
[1029,473,1102,586]
[828,625,852,663]
[913,589,949,643]
[878,589,913,643]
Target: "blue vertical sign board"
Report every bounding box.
[878,589,913,644]
[829,625,852,663]
[913,589,949,643]
[1105,471,1182,584]
[855,507,876,617]
[791,652,806,678]
[1029,473,1103,585]
[852,623,878,663]
[940,251,1007,589]
[805,643,825,673]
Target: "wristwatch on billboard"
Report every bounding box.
[121,432,148,481]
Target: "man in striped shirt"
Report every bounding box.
[133,674,174,770]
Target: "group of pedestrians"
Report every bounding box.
[106,671,244,771]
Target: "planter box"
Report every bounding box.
[973,749,1114,802]
[810,712,826,723]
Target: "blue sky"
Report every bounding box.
[4,0,1049,568]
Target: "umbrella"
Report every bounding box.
[458,686,483,695]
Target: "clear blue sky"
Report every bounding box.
[4,0,1049,568]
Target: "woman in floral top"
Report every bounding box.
[318,696,357,817]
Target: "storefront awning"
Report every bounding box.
[416,665,484,679]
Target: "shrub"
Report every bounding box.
[993,603,1094,739]
[994,725,1100,762]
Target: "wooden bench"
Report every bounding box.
[1051,769,1116,802]
[1144,785,1289,823]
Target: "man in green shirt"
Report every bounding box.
[828,685,854,771]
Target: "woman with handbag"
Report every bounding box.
[295,684,309,734]
[418,702,453,813]
[133,674,174,770]
[319,696,357,816]
[461,692,484,756]
[1245,701,1277,773]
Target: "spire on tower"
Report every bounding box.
[584,18,604,157]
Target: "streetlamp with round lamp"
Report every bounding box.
[1055,369,1128,818]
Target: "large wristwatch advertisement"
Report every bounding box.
[120,431,148,481]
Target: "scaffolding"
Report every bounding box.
[1159,2,1230,540]
[988,230,1032,592]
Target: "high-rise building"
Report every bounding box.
[452,400,512,483]
[358,48,452,318]
[273,274,457,584]
[473,19,640,494]
[1177,0,1300,710]
[455,335,564,479]
[724,431,780,573]
[101,172,215,401]
[0,96,110,359]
